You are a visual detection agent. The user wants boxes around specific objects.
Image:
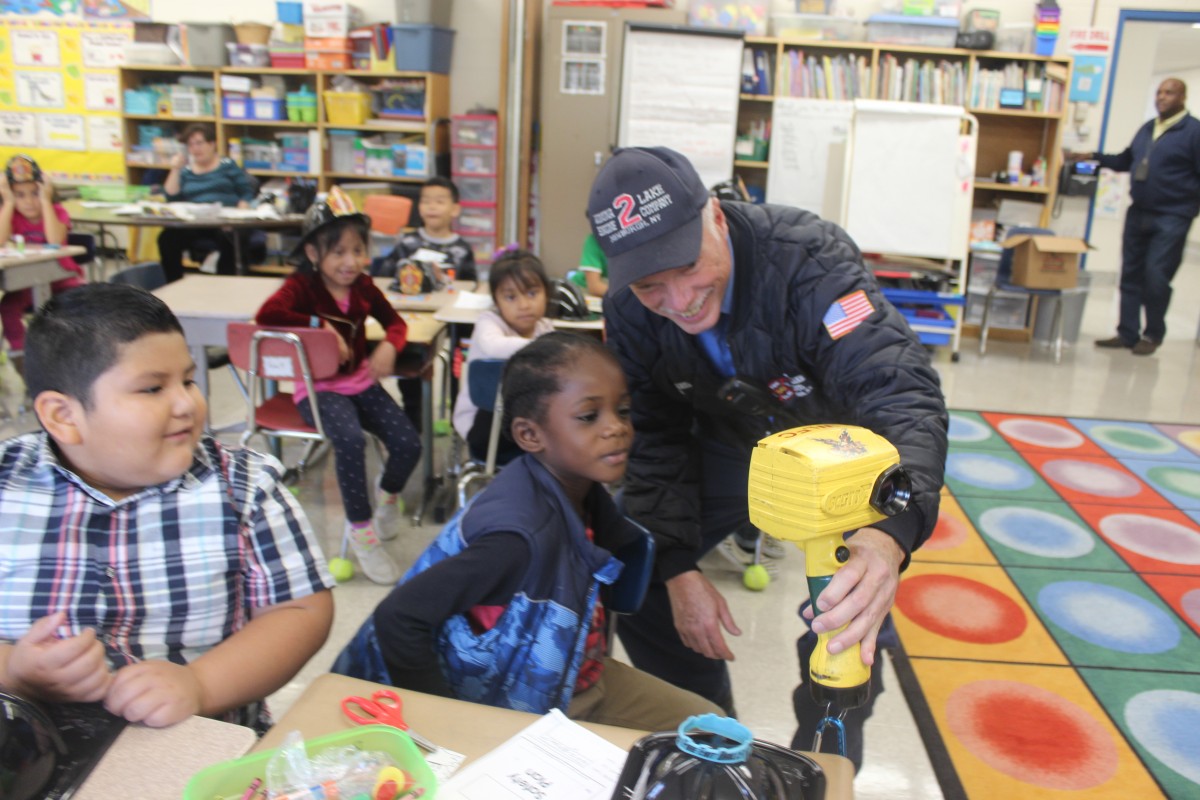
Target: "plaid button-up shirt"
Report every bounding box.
[0,433,334,728]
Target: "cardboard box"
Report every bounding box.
[1004,234,1087,289]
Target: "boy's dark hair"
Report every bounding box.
[177,123,217,144]
[488,248,550,303]
[25,284,184,409]
[422,175,459,204]
[298,216,371,273]
[502,332,618,432]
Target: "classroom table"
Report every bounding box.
[256,673,854,798]
[63,200,305,276]
[76,715,256,800]
[0,244,87,308]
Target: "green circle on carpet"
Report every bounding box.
[1147,466,1200,500]
[1094,425,1174,454]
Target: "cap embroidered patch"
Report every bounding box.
[823,290,875,340]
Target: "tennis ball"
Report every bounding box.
[329,557,355,583]
[433,419,452,437]
[743,564,770,591]
[288,485,300,497]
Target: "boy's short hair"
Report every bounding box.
[488,248,550,302]
[422,176,459,204]
[502,332,617,433]
[25,284,184,408]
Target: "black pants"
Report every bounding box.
[298,383,422,523]
[614,439,751,716]
[157,228,237,282]
[791,603,894,772]
[1117,206,1193,344]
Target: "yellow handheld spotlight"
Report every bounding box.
[748,425,910,713]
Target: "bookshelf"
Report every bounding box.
[118,66,449,193]
[738,37,1072,346]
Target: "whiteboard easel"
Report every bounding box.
[765,98,854,224]
[842,100,977,262]
[616,24,743,190]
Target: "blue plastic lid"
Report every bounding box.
[868,14,960,28]
[676,714,753,764]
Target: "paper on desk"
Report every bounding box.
[410,247,448,264]
[437,709,626,800]
[451,291,493,310]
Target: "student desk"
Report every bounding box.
[63,200,305,276]
[0,244,87,308]
[76,715,256,800]
[256,673,855,799]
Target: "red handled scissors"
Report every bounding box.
[340,690,437,752]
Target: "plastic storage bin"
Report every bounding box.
[183,725,436,800]
[286,89,318,122]
[277,0,303,23]
[78,185,152,202]
[395,0,452,27]
[324,91,372,125]
[392,143,430,177]
[182,22,235,66]
[451,115,498,147]
[689,0,770,36]
[995,22,1033,53]
[374,83,426,118]
[124,89,158,115]
[770,13,862,40]
[462,234,495,265]
[170,87,210,117]
[455,175,496,203]
[391,24,455,74]
[451,147,496,176]
[252,97,285,120]
[222,94,251,119]
[328,130,359,173]
[227,43,270,66]
[965,289,1029,328]
[866,14,959,47]
[455,203,496,236]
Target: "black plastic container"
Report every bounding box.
[610,714,826,800]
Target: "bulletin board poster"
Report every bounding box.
[0,18,131,183]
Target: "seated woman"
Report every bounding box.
[158,123,259,281]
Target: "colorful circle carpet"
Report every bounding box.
[893,412,1200,799]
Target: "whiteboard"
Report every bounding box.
[842,100,976,260]
[765,98,853,224]
[617,24,743,190]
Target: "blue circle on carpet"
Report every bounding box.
[1037,582,1180,653]
[977,506,1095,558]
[946,453,1037,491]
[948,415,991,443]
[1124,689,1200,784]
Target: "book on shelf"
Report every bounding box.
[781,50,868,100]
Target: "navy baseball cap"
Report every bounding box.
[587,147,710,294]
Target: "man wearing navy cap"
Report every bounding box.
[590,146,947,768]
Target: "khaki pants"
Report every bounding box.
[565,657,723,733]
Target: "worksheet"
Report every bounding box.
[438,709,627,800]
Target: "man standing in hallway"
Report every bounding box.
[1090,78,1200,356]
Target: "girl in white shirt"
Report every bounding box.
[453,249,555,462]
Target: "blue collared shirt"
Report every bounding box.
[696,237,737,377]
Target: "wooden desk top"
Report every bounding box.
[0,244,87,269]
[256,673,854,799]
[64,199,304,230]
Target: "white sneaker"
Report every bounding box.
[344,521,400,585]
[759,533,789,560]
[374,487,405,542]
[716,536,782,578]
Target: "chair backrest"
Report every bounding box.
[110,261,167,291]
[363,194,413,237]
[467,358,505,413]
[66,232,96,266]
[998,226,1055,285]
[226,323,342,382]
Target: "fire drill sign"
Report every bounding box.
[592,184,673,248]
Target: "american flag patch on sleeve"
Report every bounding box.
[822,290,875,340]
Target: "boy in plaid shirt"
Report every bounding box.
[0,284,334,732]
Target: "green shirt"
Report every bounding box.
[571,233,608,288]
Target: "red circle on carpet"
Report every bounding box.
[925,512,969,551]
[947,680,1119,790]
[896,574,1026,643]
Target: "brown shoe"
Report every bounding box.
[1095,336,1133,349]
[1131,338,1159,356]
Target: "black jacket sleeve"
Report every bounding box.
[372,532,530,697]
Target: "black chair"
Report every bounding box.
[65,232,96,267]
[979,226,1066,363]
